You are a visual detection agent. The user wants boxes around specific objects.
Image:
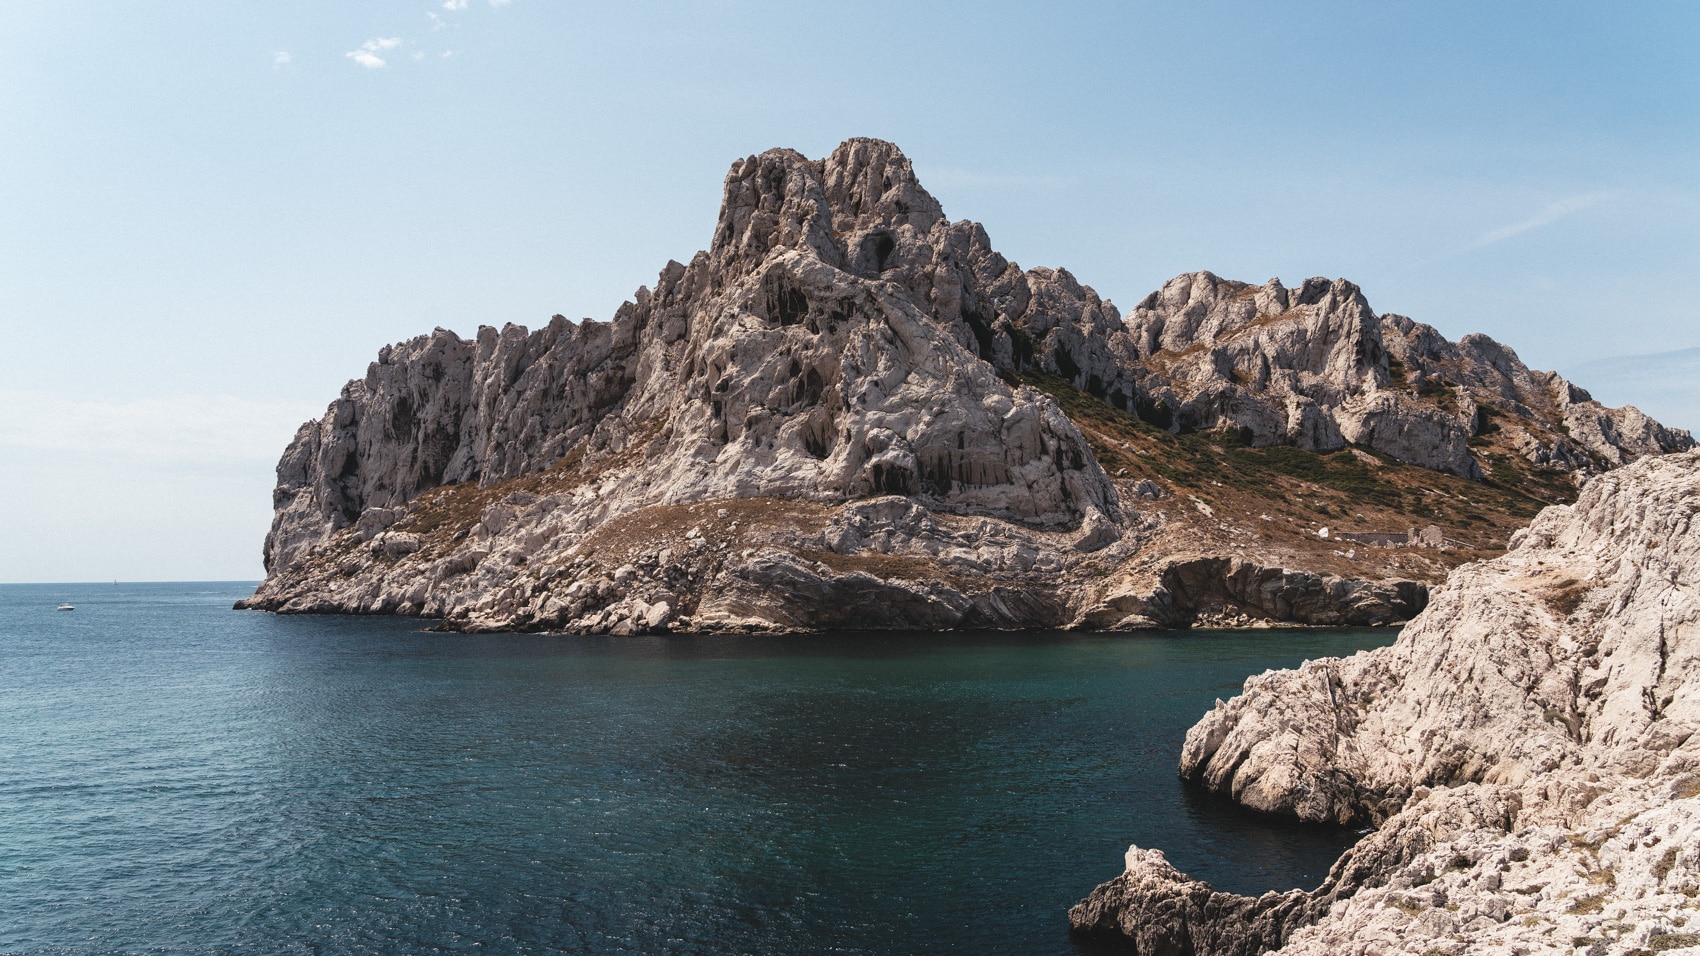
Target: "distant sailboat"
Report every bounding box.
[57,603,75,611]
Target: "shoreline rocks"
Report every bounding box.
[1073,450,1700,955]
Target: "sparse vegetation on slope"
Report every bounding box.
[1019,371,1575,572]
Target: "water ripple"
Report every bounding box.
[0,582,1389,955]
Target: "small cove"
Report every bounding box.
[0,582,1391,955]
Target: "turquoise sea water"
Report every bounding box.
[0,582,1391,955]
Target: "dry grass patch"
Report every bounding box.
[1544,577,1592,616]
[1568,892,1607,915]
[1654,847,1680,882]
[573,497,836,567]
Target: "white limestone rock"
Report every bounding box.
[1074,450,1700,955]
[239,138,1688,633]
[1114,274,1691,478]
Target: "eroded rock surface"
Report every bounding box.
[1074,450,1700,955]
[240,138,1689,633]
[1114,273,1691,480]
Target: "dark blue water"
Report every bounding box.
[0,582,1389,955]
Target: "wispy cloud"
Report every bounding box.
[443,0,469,9]
[346,36,402,69]
[272,50,291,68]
[1470,192,1614,249]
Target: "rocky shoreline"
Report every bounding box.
[236,138,1700,953]
[1072,450,1700,955]
[237,490,1427,634]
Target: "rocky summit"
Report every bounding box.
[1071,450,1700,955]
[238,138,1691,634]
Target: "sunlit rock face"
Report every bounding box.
[243,139,1129,632]
[1117,272,1691,479]
[1075,450,1700,956]
[240,138,1690,636]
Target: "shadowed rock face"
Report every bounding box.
[1074,451,1700,955]
[242,138,1691,634]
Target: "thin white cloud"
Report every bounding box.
[1406,189,1628,272]
[272,50,291,68]
[412,50,426,60]
[441,50,456,58]
[1471,192,1613,248]
[443,0,469,9]
[346,37,403,69]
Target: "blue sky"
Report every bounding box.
[2,0,1696,582]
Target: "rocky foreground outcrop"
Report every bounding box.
[1072,450,1700,955]
[239,138,1690,632]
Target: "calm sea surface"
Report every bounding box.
[0,582,1391,955]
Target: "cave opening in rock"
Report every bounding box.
[870,462,914,496]
[1054,347,1081,383]
[959,306,997,362]
[872,232,896,271]
[764,272,810,326]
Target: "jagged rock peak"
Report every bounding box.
[711,138,946,279]
[703,143,1690,483]
[241,137,1690,639]
[821,137,946,236]
[1119,268,1692,477]
[241,136,1141,629]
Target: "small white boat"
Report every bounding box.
[57,603,75,611]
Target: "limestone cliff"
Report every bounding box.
[239,138,1691,633]
[1073,450,1700,955]
[1111,273,1689,481]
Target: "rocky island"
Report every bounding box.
[238,139,1690,633]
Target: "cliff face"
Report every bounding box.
[245,141,1136,632]
[241,138,1691,633]
[1073,450,1700,955]
[262,142,1117,574]
[1111,272,1689,480]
